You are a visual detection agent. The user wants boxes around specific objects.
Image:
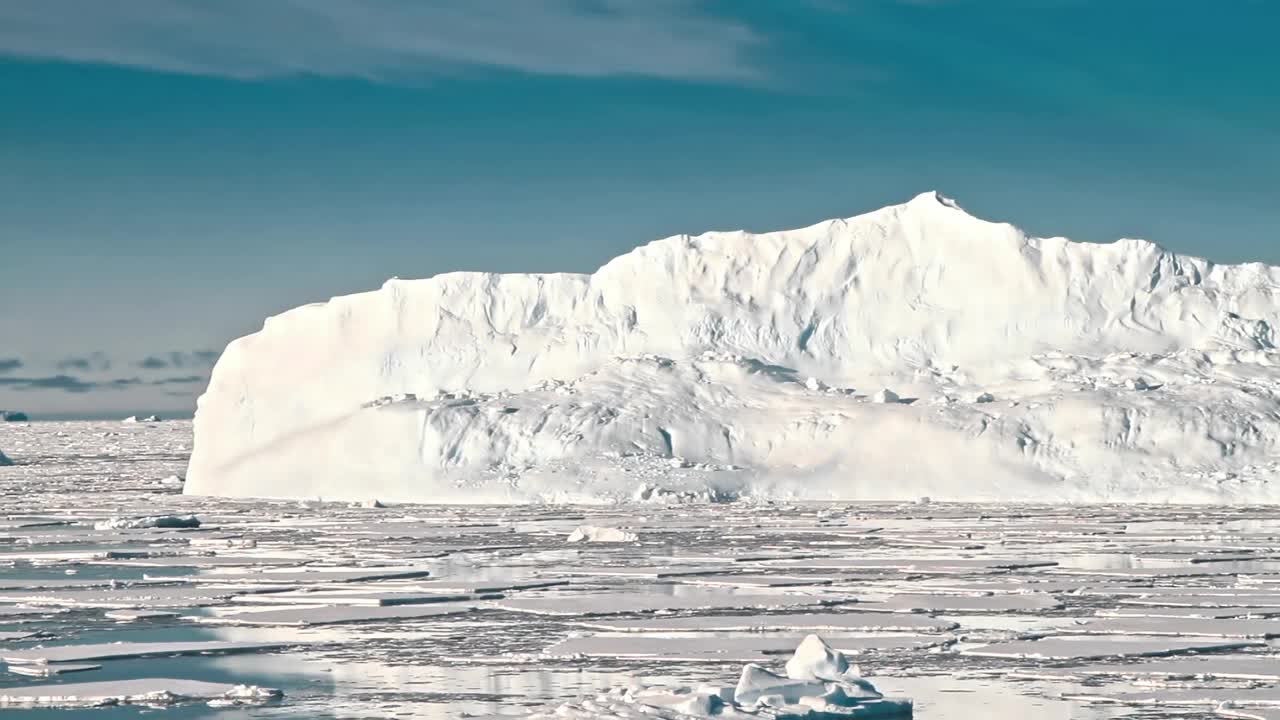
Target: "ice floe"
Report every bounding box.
[962,636,1262,660]
[198,602,477,626]
[552,612,956,634]
[492,591,846,617]
[0,679,281,708]
[1,640,294,665]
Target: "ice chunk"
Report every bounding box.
[93,514,200,530]
[871,388,901,404]
[786,634,850,682]
[566,525,638,543]
[735,663,829,705]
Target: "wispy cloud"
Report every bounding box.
[151,375,206,386]
[0,358,21,374]
[0,372,207,394]
[0,0,763,82]
[137,350,220,370]
[0,375,140,394]
[56,352,111,372]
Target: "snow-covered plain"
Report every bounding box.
[4,421,1280,717]
[187,193,1280,504]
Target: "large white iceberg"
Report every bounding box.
[186,192,1280,503]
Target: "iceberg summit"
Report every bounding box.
[186,193,1280,504]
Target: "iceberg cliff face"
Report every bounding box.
[186,193,1280,503]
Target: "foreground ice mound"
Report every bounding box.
[187,192,1280,503]
[525,634,911,718]
[0,448,11,466]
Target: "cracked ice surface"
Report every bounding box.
[3,422,1280,717]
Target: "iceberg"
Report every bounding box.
[186,192,1280,503]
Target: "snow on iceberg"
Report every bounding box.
[186,192,1280,504]
[524,634,911,718]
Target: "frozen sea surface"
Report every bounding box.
[1,421,1279,718]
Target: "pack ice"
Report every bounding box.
[186,192,1280,503]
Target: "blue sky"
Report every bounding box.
[1,0,1276,418]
